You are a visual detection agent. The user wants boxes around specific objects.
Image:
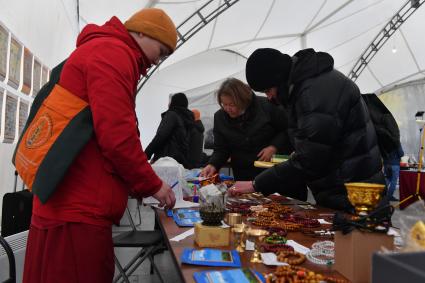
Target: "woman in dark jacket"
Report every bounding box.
[145,92,194,167]
[232,48,385,212]
[200,78,292,181]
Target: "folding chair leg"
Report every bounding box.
[149,255,164,283]
[114,255,130,283]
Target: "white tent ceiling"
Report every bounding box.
[1,0,424,93]
[1,0,424,143]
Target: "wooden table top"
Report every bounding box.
[155,203,348,283]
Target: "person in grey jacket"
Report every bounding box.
[231,48,385,212]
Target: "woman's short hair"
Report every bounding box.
[217,78,252,110]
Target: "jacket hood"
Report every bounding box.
[163,107,195,129]
[291,48,334,84]
[276,49,334,106]
[77,17,148,71]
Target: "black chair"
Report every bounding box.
[113,207,165,283]
[0,235,16,283]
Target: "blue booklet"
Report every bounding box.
[193,268,265,283]
[181,248,241,267]
[172,208,202,227]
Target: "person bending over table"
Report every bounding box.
[230,48,385,212]
[200,78,307,200]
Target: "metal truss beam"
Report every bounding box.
[137,0,240,92]
[348,0,424,81]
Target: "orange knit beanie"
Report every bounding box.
[124,8,177,53]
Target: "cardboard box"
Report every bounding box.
[194,223,230,247]
[372,251,425,283]
[334,230,394,283]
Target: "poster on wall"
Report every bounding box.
[7,37,22,89]
[22,48,33,95]
[4,93,17,143]
[0,87,4,136]
[41,66,48,86]
[0,24,8,82]
[32,59,41,97]
[18,101,28,135]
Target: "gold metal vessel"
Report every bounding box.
[345,182,385,215]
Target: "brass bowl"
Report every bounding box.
[345,182,385,215]
[246,228,269,237]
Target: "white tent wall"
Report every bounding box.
[0,0,425,218]
[136,49,246,145]
[379,79,425,160]
[0,0,78,68]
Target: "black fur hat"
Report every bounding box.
[245,48,292,91]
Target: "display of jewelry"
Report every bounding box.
[265,265,348,283]
[276,250,306,265]
[259,243,294,253]
[306,240,335,266]
[263,202,293,215]
[279,213,321,228]
[252,217,279,228]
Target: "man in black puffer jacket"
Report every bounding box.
[231,48,385,212]
[145,92,194,167]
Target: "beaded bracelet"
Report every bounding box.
[252,218,279,227]
[257,211,275,219]
[267,265,347,283]
[264,233,287,244]
[306,248,335,265]
[259,243,294,253]
[276,250,306,265]
[249,205,267,212]
[265,227,288,237]
[311,240,335,256]
[280,222,302,231]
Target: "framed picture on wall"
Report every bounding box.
[7,37,22,89]
[0,87,4,137]
[0,24,8,82]
[22,48,33,95]
[32,59,41,97]
[18,101,28,135]
[41,66,48,86]
[4,92,17,143]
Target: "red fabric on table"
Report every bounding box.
[23,215,114,283]
[399,170,425,209]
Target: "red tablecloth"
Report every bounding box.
[399,170,425,209]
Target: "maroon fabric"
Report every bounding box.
[399,170,425,209]
[23,215,114,283]
[33,16,162,227]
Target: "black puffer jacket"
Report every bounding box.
[255,49,384,212]
[145,106,194,167]
[187,120,205,168]
[209,94,291,180]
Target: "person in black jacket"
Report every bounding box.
[187,109,206,168]
[230,48,385,212]
[200,78,293,181]
[145,92,194,167]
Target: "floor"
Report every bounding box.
[113,204,183,283]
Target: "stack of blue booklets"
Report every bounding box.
[193,268,265,283]
[172,208,202,227]
[181,248,241,267]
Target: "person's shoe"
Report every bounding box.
[389,196,399,202]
